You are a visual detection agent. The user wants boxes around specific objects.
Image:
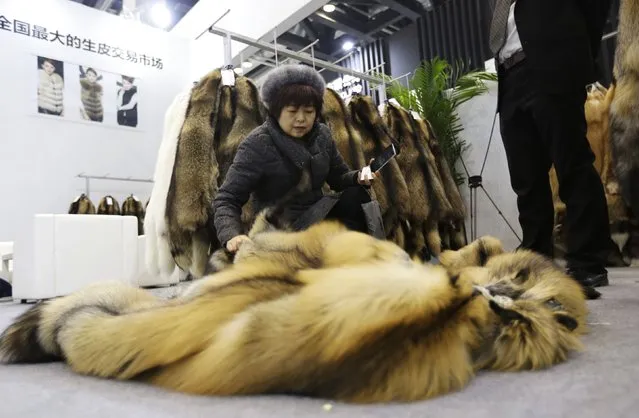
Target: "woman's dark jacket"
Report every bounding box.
[212,117,360,246]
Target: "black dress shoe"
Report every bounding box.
[565,268,608,300]
[566,268,609,288]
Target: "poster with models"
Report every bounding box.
[36,56,65,117]
[33,55,140,129]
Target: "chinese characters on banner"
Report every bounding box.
[0,14,164,70]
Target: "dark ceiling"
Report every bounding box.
[242,0,428,78]
[70,0,429,78]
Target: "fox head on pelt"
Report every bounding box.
[469,283,584,372]
[441,236,587,371]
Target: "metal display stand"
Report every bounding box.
[76,173,153,196]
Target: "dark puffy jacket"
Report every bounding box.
[213,117,359,245]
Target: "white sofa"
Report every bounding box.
[11,214,179,302]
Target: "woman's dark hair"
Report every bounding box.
[122,75,135,83]
[86,68,97,76]
[268,83,323,118]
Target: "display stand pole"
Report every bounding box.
[459,105,522,243]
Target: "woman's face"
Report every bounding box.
[278,105,316,138]
[87,72,97,83]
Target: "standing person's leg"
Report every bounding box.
[532,87,613,288]
[498,62,555,258]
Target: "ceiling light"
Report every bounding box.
[241,61,253,68]
[342,41,354,51]
[323,4,336,13]
[150,2,172,29]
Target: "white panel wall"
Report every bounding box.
[455,81,523,251]
[0,0,192,242]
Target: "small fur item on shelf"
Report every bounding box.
[97,195,121,215]
[68,193,96,214]
[122,194,146,235]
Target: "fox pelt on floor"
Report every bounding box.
[609,0,639,221]
[0,227,587,403]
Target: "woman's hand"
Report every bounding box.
[226,234,252,253]
[358,159,377,186]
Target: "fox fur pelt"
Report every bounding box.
[609,0,639,220]
[418,118,467,250]
[321,88,368,171]
[347,94,411,247]
[165,69,223,280]
[382,101,441,258]
[122,194,146,236]
[0,227,587,403]
[144,87,192,278]
[97,195,120,215]
[68,193,96,215]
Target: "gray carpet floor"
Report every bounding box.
[1,268,638,418]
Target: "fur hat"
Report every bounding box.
[260,64,326,111]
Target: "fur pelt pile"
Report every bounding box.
[145,68,467,280]
[97,195,121,215]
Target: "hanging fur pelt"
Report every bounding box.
[164,69,224,279]
[97,195,121,215]
[68,193,96,215]
[122,194,146,236]
[321,88,368,171]
[382,101,440,259]
[144,87,193,279]
[609,0,639,220]
[347,94,411,247]
[416,118,467,250]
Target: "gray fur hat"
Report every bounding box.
[260,64,326,110]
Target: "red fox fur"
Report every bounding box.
[0,224,587,403]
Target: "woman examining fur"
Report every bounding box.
[213,65,378,253]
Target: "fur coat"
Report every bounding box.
[38,70,64,114]
[80,79,104,122]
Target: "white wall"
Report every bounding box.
[173,0,329,81]
[455,81,523,251]
[0,0,192,242]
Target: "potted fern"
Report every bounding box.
[383,57,497,186]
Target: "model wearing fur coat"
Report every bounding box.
[37,59,64,116]
[80,67,104,122]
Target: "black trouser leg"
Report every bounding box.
[498,63,555,258]
[499,60,612,273]
[326,186,371,233]
[531,86,612,272]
